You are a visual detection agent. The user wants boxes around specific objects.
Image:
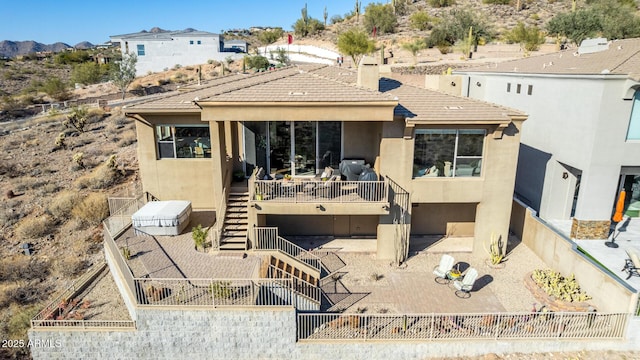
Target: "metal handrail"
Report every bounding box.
[253,179,388,203]
[31,261,107,323]
[254,227,321,272]
[210,160,235,249]
[297,312,629,341]
[133,277,296,307]
[31,320,136,329]
[103,194,146,238]
[266,264,321,304]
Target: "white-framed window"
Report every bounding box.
[156,125,211,159]
[197,40,202,45]
[189,40,194,45]
[413,129,485,178]
[137,44,145,56]
[627,90,640,141]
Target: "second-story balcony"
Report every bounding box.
[250,178,390,215]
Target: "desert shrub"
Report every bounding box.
[483,0,510,4]
[410,11,434,31]
[54,254,88,277]
[245,55,270,70]
[48,191,81,220]
[505,22,546,52]
[14,215,55,239]
[0,161,21,177]
[40,77,71,101]
[0,256,50,282]
[330,14,344,24]
[72,192,109,226]
[363,3,397,34]
[74,158,123,189]
[429,0,456,7]
[36,182,61,196]
[117,132,137,147]
[6,304,41,340]
[0,208,23,228]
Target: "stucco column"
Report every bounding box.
[209,121,227,206]
[377,118,413,261]
[473,121,524,255]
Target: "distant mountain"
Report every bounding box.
[0,40,74,58]
[74,41,94,49]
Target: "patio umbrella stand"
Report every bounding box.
[606,190,626,248]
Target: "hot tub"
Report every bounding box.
[131,200,192,236]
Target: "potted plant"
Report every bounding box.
[192,224,209,251]
[233,170,245,182]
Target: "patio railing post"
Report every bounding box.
[556,312,563,339]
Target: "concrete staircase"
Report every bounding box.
[219,191,249,251]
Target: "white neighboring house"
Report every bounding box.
[110,30,245,76]
[454,38,640,239]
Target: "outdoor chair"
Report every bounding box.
[433,254,455,284]
[453,268,478,298]
[316,175,338,198]
[622,249,640,280]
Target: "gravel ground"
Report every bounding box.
[73,268,131,321]
[327,238,547,314]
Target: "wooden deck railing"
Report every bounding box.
[133,278,297,307]
[297,312,629,341]
[254,227,321,272]
[253,179,388,203]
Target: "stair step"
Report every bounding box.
[223,230,246,237]
[225,213,248,219]
[228,195,250,201]
[223,224,248,230]
[219,243,246,251]
[227,207,248,213]
[224,218,248,225]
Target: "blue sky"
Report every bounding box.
[1,0,379,45]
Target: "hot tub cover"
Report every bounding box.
[132,200,192,228]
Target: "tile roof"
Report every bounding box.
[126,64,525,123]
[379,79,522,123]
[459,38,640,81]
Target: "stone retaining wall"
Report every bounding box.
[570,218,610,240]
[29,307,640,360]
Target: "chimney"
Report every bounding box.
[357,56,379,91]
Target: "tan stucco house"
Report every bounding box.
[124,59,526,261]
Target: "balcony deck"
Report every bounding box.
[252,179,390,214]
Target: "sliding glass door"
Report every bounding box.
[243,121,342,177]
[269,121,292,175]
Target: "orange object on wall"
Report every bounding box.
[612,190,626,223]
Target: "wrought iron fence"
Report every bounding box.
[103,195,146,238]
[297,312,629,341]
[253,179,387,203]
[266,265,321,304]
[133,278,296,307]
[31,320,136,329]
[254,227,321,272]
